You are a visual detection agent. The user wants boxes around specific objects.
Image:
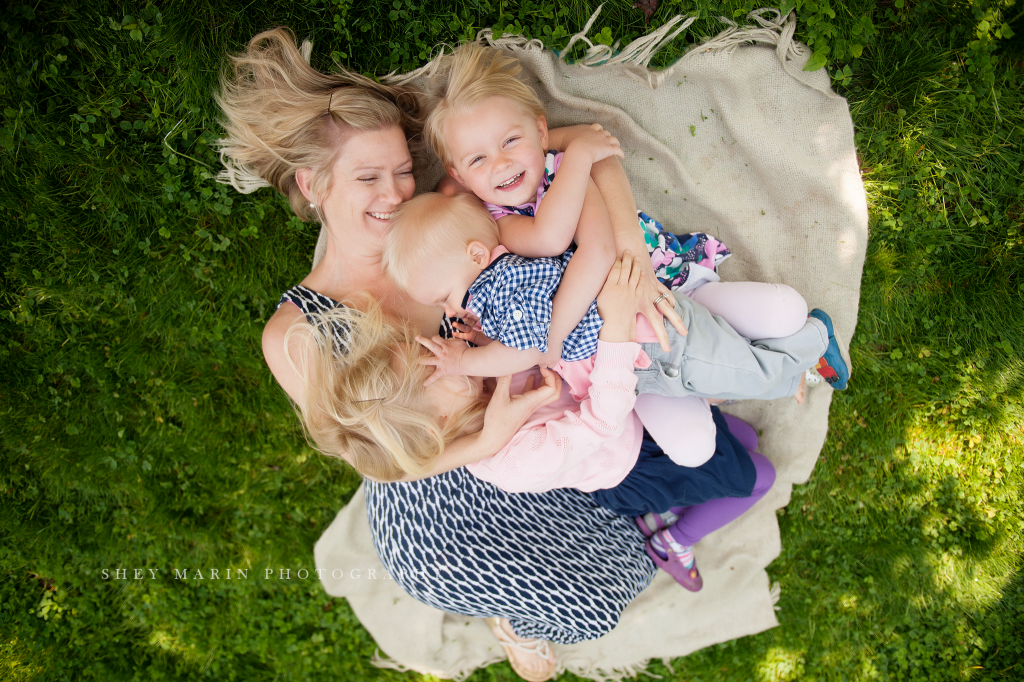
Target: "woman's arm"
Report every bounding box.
[262,304,314,404]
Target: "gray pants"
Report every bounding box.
[636,291,829,401]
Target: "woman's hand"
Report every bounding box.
[480,369,563,452]
[596,251,644,343]
[637,263,688,348]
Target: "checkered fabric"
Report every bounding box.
[466,251,603,361]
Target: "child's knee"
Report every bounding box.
[770,284,809,337]
[666,426,716,467]
[749,452,777,494]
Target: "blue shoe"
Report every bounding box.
[807,309,849,390]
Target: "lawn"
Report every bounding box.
[1,0,1022,680]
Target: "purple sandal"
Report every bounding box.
[635,512,669,538]
[644,531,704,592]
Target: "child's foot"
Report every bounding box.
[645,529,703,592]
[794,371,807,404]
[807,309,850,390]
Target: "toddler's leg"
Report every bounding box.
[687,281,808,340]
[634,395,716,467]
[721,412,759,452]
[666,452,776,546]
[636,293,829,401]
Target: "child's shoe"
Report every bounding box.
[635,513,667,538]
[807,309,850,390]
[645,530,703,592]
[635,511,681,537]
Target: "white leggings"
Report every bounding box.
[634,281,808,467]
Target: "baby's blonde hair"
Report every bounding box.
[216,28,426,222]
[286,302,485,481]
[382,192,500,293]
[424,42,546,168]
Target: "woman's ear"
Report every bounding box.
[295,167,316,203]
[537,115,549,150]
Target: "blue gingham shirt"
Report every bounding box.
[465,250,603,361]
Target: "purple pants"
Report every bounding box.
[667,413,776,546]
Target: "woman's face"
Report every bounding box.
[320,125,416,241]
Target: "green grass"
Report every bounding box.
[1,0,1022,679]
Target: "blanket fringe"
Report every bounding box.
[387,5,827,94]
[221,6,830,191]
[771,581,782,611]
[562,657,661,682]
[371,647,505,681]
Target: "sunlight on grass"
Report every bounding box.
[756,646,806,681]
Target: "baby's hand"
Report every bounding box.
[416,335,469,386]
[452,321,492,346]
[567,123,624,165]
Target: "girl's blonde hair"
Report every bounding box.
[424,42,546,168]
[285,302,486,481]
[216,28,427,221]
[382,192,499,293]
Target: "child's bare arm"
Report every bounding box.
[545,178,616,361]
[498,126,622,258]
[416,335,546,382]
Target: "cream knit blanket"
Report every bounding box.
[311,7,867,680]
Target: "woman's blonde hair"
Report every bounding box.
[216,28,426,221]
[424,42,546,169]
[382,192,499,293]
[285,302,486,481]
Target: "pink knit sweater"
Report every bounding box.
[466,340,645,493]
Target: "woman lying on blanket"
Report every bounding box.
[220,27,699,682]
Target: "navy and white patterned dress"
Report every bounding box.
[279,284,656,643]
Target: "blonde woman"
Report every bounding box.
[217,28,685,681]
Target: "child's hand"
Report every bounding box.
[416,335,469,386]
[452,319,492,346]
[596,251,644,343]
[567,123,624,165]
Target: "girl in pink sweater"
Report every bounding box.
[414,254,776,591]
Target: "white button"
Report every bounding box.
[512,310,523,321]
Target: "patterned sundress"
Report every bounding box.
[278,284,657,643]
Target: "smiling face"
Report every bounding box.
[445,96,549,207]
[314,125,416,242]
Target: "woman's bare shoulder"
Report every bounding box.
[262,302,308,403]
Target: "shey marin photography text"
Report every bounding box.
[99,566,438,581]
